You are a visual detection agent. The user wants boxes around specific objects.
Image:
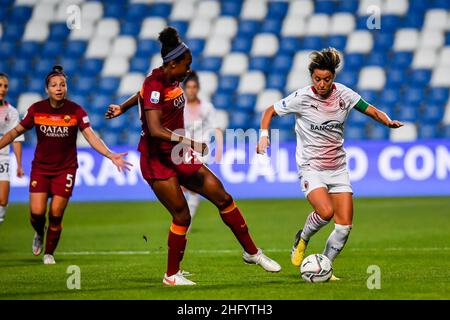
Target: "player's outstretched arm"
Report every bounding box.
[81,127,133,172]
[364,105,404,128]
[257,105,277,154]
[105,91,139,119]
[0,124,27,151]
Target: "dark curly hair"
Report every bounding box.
[158,26,187,64]
[308,47,341,75]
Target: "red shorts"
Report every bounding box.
[29,167,77,198]
[140,148,203,187]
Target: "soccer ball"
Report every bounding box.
[300,254,333,283]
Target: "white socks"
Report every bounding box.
[300,211,330,241]
[0,205,6,225]
[323,224,352,262]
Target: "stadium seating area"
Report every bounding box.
[1,0,450,146]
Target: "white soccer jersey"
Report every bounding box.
[273,82,361,173]
[184,100,218,144]
[0,103,24,156]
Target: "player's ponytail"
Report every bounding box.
[158,27,189,65]
[45,64,67,87]
[308,47,341,75]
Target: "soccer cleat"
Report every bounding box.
[291,229,308,267]
[163,271,196,286]
[179,270,193,277]
[242,248,282,273]
[32,232,44,256]
[43,254,56,265]
[329,274,340,281]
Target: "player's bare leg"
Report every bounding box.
[0,181,9,225]
[322,192,353,280]
[292,187,333,266]
[182,166,281,272]
[151,176,195,285]
[29,193,48,256]
[42,195,69,264]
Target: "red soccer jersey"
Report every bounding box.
[138,67,186,155]
[20,98,91,173]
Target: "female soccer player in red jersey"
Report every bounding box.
[0,73,24,225]
[106,27,281,285]
[0,65,132,264]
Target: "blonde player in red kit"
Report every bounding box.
[0,65,132,264]
[106,27,281,285]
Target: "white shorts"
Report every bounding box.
[300,167,352,197]
[0,156,10,182]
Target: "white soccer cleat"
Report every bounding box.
[32,232,43,256]
[163,271,196,286]
[242,248,282,273]
[179,270,193,277]
[43,254,56,265]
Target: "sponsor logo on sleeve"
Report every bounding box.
[82,116,90,124]
[282,100,287,109]
[150,91,160,104]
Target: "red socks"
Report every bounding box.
[30,213,46,237]
[167,223,188,277]
[44,215,63,255]
[220,201,258,255]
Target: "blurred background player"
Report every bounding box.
[0,73,24,225]
[107,27,280,286]
[257,48,403,280]
[182,71,223,231]
[0,65,131,264]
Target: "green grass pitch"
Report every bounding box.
[0,197,449,300]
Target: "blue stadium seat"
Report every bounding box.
[396,105,419,122]
[443,125,450,138]
[277,129,296,141]
[266,73,287,91]
[82,59,103,77]
[315,0,336,14]
[301,36,322,50]
[218,76,239,93]
[59,58,79,76]
[66,41,87,58]
[336,71,358,88]
[101,131,119,146]
[126,4,149,22]
[27,77,43,93]
[348,109,370,125]
[136,39,160,58]
[403,87,425,108]
[229,111,251,129]
[105,113,127,130]
[2,23,24,41]
[343,53,365,71]
[249,57,271,73]
[49,23,70,41]
[336,0,358,13]
[98,77,120,95]
[73,76,97,95]
[168,21,188,38]
[272,54,293,73]
[446,32,450,45]
[326,35,347,51]
[427,87,449,105]
[368,124,389,140]
[42,41,63,58]
[410,69,431,86]
[380,88,401,108]
[149,3,171,18]
[130,57,150,73]
[432,0,450,9]
[345,126,367,140]
[273,114,295,129]
[385,68,405,89]
[91,94,112,112]
[235,94,256,112]
[421,104,445,124]
[418,124,440,139]
[373,32,394,51]
[104,4,124,18]
[121,21,141,37]
[7,76,22,98]
[261,19,282,34]
[390,52,413,70]
[238,20,260,37]
[279,37,300,55]
[366,52,388,67]
[12,58,32,77]
[409,0,429,13]
[34,59,54,78]
[359,90,379,105]
[267,1,288,18]
[19,41,41,59]
[88,113,104,128]
[381,15,401,33]
[185,39,205,56]
[356,16,370,30]
[212,93,233,110]
[69,94,89,109]
[10,6,32,23]
[402,13,424,28]
[232,36,253,53]
[0,60,10,75]
[200,57,222,72]
[221,0,242,17]
[0,42,16,59]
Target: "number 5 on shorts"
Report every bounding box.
[66,174,74,188]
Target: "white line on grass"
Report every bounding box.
[58,247,450,256]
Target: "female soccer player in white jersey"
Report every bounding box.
[183,71,223,228]
[257,48,403,280]
[0,73,24,225]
